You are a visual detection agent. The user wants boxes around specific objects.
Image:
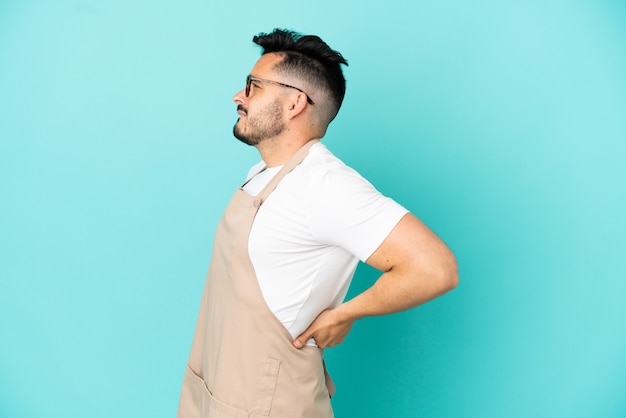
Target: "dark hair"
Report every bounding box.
[252,29,348,120]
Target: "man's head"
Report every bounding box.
[233,29,348,146]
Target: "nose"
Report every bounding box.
[233,88,247,104]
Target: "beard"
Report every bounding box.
[233,100,285,146]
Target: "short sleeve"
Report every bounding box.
[306,161,408,262]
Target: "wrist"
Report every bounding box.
[336,300,365,324]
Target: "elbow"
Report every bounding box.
[446,260,459,291]
[436,251,459,293]
[446,252,459,291]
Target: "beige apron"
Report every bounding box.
[177,140,335,418]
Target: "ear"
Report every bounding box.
[286,93,308,119]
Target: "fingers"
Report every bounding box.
[292,323,314,349]
[292,337,306,349]
[292,308,354,349]
[292,334,321,349]
[292,325,320,349]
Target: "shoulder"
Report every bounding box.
[301,142,370,189]
[302,143,409,259]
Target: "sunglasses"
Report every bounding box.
[245,75,315,105]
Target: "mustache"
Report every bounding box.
[237,104,248,115]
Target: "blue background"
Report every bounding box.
[1,0,625,417]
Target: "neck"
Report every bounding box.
[256,135,317,167]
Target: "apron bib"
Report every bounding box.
[178,140,334,418]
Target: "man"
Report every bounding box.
[178,29,458,418]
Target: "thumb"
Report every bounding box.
[292,328,312,349]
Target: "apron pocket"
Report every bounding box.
[181,365,249,418]
[251,357,281,416]
[206,393,249,418]
[177,366,206,418]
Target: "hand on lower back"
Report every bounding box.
[292,307,355,349]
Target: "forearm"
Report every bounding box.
[337,261,458,323]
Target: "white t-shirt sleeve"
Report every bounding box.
[306,161,409,262]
